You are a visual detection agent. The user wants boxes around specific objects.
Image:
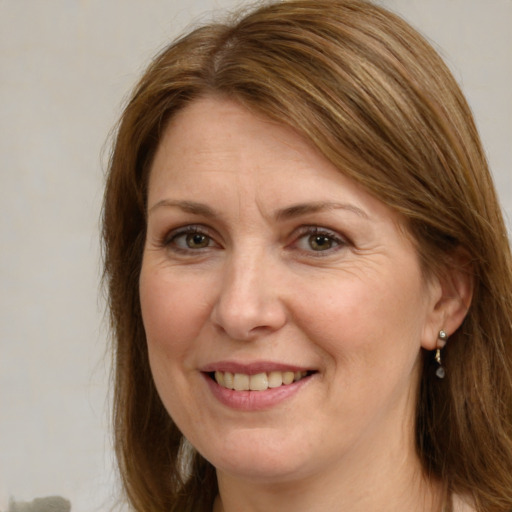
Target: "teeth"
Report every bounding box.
[233,373,249,391]
[214,370,309,391]
[249,372,268,391]
[224,372,234,389]
[215,371,224,387]
[282,371,295,385]
[268,371,283,388]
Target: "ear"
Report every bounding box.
[421,248,474,350]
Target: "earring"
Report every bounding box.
[435,330,448,379]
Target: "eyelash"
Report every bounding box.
[161,224,348,256]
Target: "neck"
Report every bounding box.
[214,464,443,512]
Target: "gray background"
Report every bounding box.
[1,1,510,511]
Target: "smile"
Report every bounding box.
[213,370,310,391]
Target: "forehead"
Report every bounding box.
[151,96,338,193]
[147,96,403,228]
[152,96,311,176]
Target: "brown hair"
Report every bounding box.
[102,1,512,511]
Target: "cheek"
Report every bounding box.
[139,267,214,426]
[139,267,212,359]
[291,268,428,372]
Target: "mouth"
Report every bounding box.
[208,370,315,391]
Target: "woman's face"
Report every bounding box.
[140,96,442,485]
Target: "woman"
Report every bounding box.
[102,1,512,511]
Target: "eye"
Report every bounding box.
[293,226,346,254]
[182,232,211,249]
[307,234,337,251]
[165,225,217,252]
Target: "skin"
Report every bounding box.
[139,96,471,512]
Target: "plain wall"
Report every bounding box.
[1,1,510,511]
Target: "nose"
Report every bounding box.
[210,249,287,341]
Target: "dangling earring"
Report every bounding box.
[435,330,448,379]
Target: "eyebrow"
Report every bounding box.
[275,201,369,221]
[148,199,369,221]
[148,199,218,217]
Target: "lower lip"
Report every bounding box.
[203,373,312,411]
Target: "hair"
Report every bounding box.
[102,1,512,511]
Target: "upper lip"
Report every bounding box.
[200,360,314,375]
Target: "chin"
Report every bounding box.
[198,428,321,484]
[214,455,308,484]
